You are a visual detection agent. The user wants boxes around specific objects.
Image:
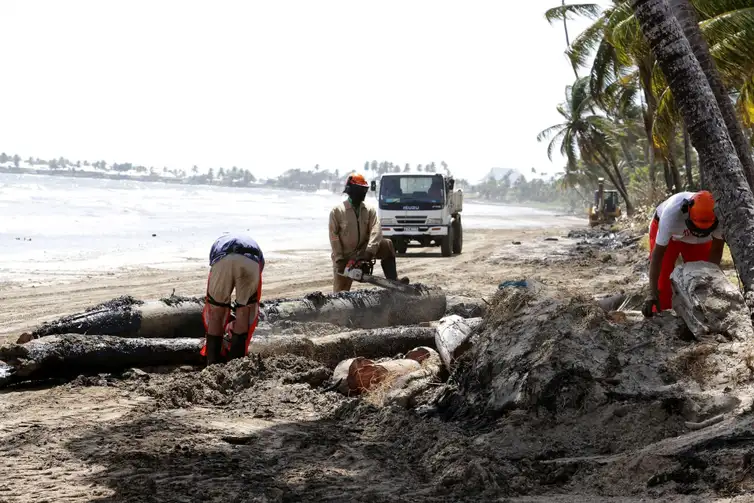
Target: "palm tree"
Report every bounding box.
[632,0,754,293]
[538,76,635,214]
[668,0,754,189]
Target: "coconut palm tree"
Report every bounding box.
[632,0,754,294]
[668,0,754,189]
[551,0,754,195]
[538,76,635,214]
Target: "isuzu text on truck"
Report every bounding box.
[370,173,463,257]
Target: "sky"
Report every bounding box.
[0,0,609,183]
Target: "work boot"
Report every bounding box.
[228,332,248,361]
[205,334,223,366]
[381,257,399,280]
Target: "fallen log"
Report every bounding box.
[260,285,447,328]
[26,286,447,341]
[386,347,444,408]
[435,315,477,372]
[249,326,437,368]
[1,325,438,388]
[0,334,204,387]
[331,357,357,395]
[27,296,206,341]
[671,262,754,341]
[346,357,421,394]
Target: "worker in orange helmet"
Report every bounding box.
[328,173,409,292]
[643,190,725,317]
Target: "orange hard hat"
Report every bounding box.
[688,190,716,229]
[347,173,369,187]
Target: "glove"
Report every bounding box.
[642,296,661,318]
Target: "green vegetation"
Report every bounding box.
[540,0,754,214]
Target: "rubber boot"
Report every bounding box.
[381,257,398,280]
[381,257,409,284]
[229,332,248,361]
[205,334,223,366]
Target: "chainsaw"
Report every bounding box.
[339,258,416,294]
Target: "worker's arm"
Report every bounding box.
[641,243,666,317]
[364,207,383,259]
[329,210,345,263]
[648,244,667,301]
[709,237,725,266]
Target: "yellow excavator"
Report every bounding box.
[588,178,621,227]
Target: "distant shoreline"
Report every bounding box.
[0,165,579,215]
[0,165,262,189]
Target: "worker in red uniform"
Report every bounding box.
[643,190,725,317]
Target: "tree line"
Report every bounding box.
[0,153,257,187]
[541,0,754,296]
[539,0,754,217]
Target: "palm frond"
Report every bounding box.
[567,14,609,69]
[737,76,754,127]
[652,86,680,150]
[537,123,567,143]
[545,3,602,23]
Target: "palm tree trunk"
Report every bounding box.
[561,0,580,79]
[682,121,694,189]
[667,130,683,192]
[661,157,673,194]
[668,0,754,191]
[640,66,660,199]
[632,0,754,296]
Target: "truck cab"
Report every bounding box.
[370,173,463,257]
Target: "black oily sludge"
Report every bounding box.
[25,284,447,342]
[260,284,446,328]
[0,334,205,387]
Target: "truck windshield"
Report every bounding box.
[379,175,445,209]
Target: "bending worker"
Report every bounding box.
[643,190,724,317]
[201,233,264,365]
[328,173,408,292]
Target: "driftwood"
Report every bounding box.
[0,334,204,387]
[435,315,477,371]
[346,357,422,394]
[386,347,443,408]
[670,262,754,340]
[330,346,444,407]
[248,326,437,368]
[0,325,439,388]
[27,296,205,341]
[260,285,447,328]
[26,286,447,342]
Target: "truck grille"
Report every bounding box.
[396,216,427,225]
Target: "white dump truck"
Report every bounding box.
[369,173,463,257]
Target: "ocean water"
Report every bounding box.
[0,173,578,282]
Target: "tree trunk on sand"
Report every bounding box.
[26,287,447,341]
[632,0,754,298]
[0,326,439,388]
[250,326,437,368]
[0,335,204,387]
[683,121,695,190]
[668,0,754,191]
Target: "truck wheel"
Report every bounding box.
[396,240,408,254]
[452,217,463,254]
[441,226,453,257]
